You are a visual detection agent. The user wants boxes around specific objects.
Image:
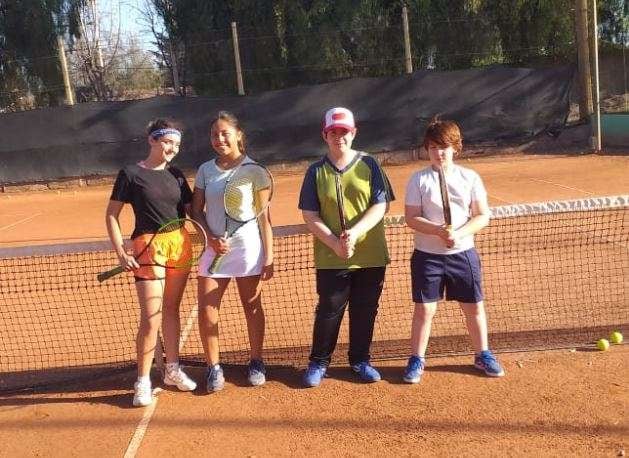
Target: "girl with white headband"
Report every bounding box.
[105,118,197,407]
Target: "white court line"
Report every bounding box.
[123,303,198,457]
[0,213,43,231]
[180,307,199,352]
[528,178,594,195]
[123,388,163,458]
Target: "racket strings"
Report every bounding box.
[224,168,273,222]
[159,219,187,233]
[187,228,207,261]
[208,164,273,274]
[225,177,256,221]
[174,221,208,268]
[97,218,207,281]
[156,220,207,269]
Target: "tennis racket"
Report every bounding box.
[334,173,348,233]
[333,172,353,258]
[208,162,274,274]
[97,218,207,282]
[437,166,454,246]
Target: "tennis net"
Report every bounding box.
[0,195,627,391]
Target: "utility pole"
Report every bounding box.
[402,5,413,74]
[89,0,106,99]
[91,0,104,69]
[231,22,245,95]
[591,0,602,151]
[169,40,181,96]
[575,0,593,120]
[57,35,75,106]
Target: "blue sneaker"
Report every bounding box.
[247,359,266,386]
[351,361,381,383]
[474,350,505,377]
[206,364,225,392]
[303,361,327,387]
[403,355,425,384]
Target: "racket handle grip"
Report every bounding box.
[444,225,456,249]
[97,265,125,282]
[208,231,229,274]
[207,254,224,275]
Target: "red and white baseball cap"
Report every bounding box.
[323,107,355,133]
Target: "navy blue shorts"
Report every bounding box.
[410,248,484,304]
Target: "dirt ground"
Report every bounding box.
[0,347,627,457]
[0,153,628,457]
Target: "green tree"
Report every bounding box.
[278,1,407,84]
[148,0,415,95]
[484,0,574,66]
[0,0,84,111]
[598,0,628,45]
[144,0,586,96]
[405,0,499,70]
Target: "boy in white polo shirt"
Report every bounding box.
[403,118,504,383]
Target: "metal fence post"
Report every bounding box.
[575,0,593,120]
[402,6,413,74]
[231,22,245,95]
[591,0,602,151]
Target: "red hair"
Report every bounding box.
[423,118,463,154]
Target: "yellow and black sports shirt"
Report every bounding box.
[298,152,395,269]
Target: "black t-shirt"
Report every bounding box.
[110,164,193,239]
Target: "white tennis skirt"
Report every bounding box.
[197,236,264,278]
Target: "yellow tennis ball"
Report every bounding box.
[596,338,610,351]
[609,331,623,344]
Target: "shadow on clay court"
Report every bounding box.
[574,346,604,353]
[182,361,490,391]
[178,365,305,395]
[0,364,309,408]
[1,410,627,437]
[372,364,484,385]
[0,392,132,410]
[422,363,485,376]
[228,363,491,387]
[0,358,496,410]
[0,369,141,409]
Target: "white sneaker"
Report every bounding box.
[164,367,197,391]
[133,381,153,407]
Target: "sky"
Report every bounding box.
[98,0,157,49]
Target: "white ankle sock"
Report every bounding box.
[166,362,180,374]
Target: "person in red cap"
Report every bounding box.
[298,107,395,387]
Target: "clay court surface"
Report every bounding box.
[0,153,627,456]
[1,154,628,245]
